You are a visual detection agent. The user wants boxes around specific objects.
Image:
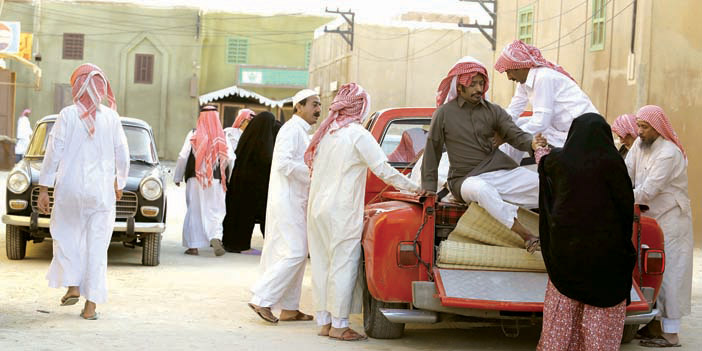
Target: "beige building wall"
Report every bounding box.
[309,23,494,124]
[493,0,702,246]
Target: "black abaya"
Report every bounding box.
[538,113,637,308]
[222,111,282,252]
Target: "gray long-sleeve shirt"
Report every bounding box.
[421,97,533,200]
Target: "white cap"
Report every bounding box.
[292,89,318,108]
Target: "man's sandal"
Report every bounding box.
[329,328,368,341]
[280,311,313,321]
[247,303,278,323]
[639,338,681,348]
[60,295,80,306]
[80,309,99,320]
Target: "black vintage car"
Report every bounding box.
[3,115,167,266]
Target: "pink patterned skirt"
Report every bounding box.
[537,280,627,351]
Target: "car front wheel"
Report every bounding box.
[6,224,28,260]
[141,233,161,266]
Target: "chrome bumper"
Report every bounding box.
[2,214,166,233]
[625,308,659,325]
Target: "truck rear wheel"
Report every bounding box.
[6,224,27,260]
[621,324,639,343]
[363,282,405,339]
[141,233,161,266]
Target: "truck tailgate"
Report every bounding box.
[433,268,650,312]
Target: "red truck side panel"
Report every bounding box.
[363,196,434,303]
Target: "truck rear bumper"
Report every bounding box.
[2,214,166,233]
[625,308,658,325]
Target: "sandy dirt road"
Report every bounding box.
[0,169,700,350]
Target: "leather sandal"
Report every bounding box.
[247,303,278,323]
[329,328,367,341]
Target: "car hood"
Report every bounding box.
[24,158,162,192]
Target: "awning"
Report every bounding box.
[0,53,42,89]
[198,85,292,108]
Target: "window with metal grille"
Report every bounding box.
[518,6,534,45]
[62,33,84,60]
[591,0,606,51]
[305,41,312,68]
[227,37,248,64]
[134,54,154,84]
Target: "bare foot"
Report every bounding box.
[61,286,80,306]
[81,300,97,319]
[318,323,331,336]
[184,248,199,255]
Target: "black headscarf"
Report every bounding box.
[538,113,636,308]
[222,111,282,252]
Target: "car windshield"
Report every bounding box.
[25,121,158,164]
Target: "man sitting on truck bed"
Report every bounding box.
[421,56,543,252]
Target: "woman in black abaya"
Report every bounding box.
[535,113,637,350]
[222,111,282,253]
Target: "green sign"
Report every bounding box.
[238,67,308,87]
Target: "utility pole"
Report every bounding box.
[323,8,355,50]
[458,0,497,51]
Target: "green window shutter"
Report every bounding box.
[518,6,534,45]
[305,41,312,68]
[591,0,606,51]
[227,37,249,64]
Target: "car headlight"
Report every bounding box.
[8,171,30,194]
[139,177,163,201]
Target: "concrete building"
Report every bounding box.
[491,0,702,245]
[308,18,495,119]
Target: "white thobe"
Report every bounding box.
[307,123,420,328]
[250,115,311,310]
[15,115,32,156]
[625,137,693,333]
[500,67,598,162]
[40,105,129,304]
[223,127,243,180]
[173,130,232,249]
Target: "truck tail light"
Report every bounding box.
[644,249,665,275]
[397,241,420,268]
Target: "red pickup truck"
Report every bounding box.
[361,107,665,343]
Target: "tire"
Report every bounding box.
[363,279,406,339]
[6,224,27,260]
[141,233,161,266]
[621,324,639,344]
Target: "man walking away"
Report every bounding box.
[174,105,232,256]
[37,63,129,320]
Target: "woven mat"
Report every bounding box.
[437,240,546,272]
[448,203,524,248]
[435,262,547,273]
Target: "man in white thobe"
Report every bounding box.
[305,83,422,341]
[494,40,597,163]
[37,64,129,320]
[223,108,254,179]
[174,105,232,256]
[625,105,693,348]
[15,108,32,162]
[248,89,320,323]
